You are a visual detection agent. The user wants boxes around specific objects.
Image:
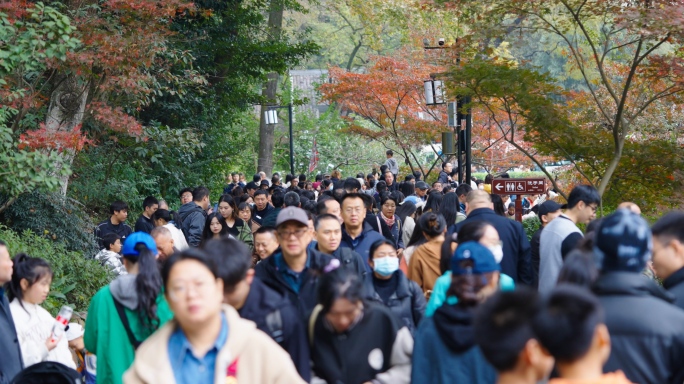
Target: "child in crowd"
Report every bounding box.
[475,289,554,384]
[66,323,97,384]
[7,254,76,369]
[94,233,127,275]
[532,285,632,384]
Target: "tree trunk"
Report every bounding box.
[257,0,284,176]
[45,73,89,195]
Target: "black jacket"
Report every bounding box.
[437,171,450,185]
[0,289,23,383]
[254,205,274,226]
[530,228,542,289]
[328,246,368,279]
[134,215,154,234]
[310,302,404,384]
[452,208,533,285]
[663,267,684,311]
[94,218,132,250]
[365,271,426,333]
[177,202,207,247]
[254,248,334,319]
[593,272,684,384]
[238,278,310,382]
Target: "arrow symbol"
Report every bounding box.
[496,184,503,191]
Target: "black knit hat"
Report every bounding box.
[593,209,652,273]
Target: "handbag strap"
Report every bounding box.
[112,296,142,349]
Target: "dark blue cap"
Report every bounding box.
[451,241,500,275]
[121,232,158,258]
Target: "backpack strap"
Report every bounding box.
[265,310,284,344]
[308,304,323,347]
[112,296,142,349]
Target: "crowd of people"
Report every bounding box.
[1,159,684,383]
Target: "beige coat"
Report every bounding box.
[407,238,444,296]
[123,305,306,384]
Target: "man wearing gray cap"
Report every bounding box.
[254,207,335,318]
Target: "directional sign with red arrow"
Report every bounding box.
[492,178,547,195]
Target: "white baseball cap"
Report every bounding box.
[65,323,84,341]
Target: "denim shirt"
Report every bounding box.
[274,252,310,294]
[168,313,229,384]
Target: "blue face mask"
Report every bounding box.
[373,257,399,277]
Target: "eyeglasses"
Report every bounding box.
[277,228,309,239]
[344,207,364,214]
[168,279,215,300]
[588,205,598,213]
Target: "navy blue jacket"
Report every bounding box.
[0,288,23,383]
[254,248,334,319]
[412,304,496,384]
[452,208,533,285]
[238,278,310,382]
[340,222,385,273]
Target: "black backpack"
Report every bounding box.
[11,361,82,384]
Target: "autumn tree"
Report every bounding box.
[440,0,684,202]
[3,0,197,194]
[320,55,450,177]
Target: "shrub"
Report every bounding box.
[0,225,114,317]
[1,191,99,256]
[522,217,541,241]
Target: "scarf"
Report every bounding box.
[380,212,396,228]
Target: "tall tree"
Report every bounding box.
[442,0,684,198]
[320,55,448,177]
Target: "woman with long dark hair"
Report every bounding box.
[85,232,173,384]
[8,254,75,369]
[200,212,229,247]
[439,192,461,227]
[396,201,418,248]
[407,212,447,297]
[490,194,506,217]
[310,267,413,384]
[423,191,443,213]
[412,242,500,383]
[218,194,253,247]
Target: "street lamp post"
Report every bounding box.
[423,47,472,186]
[265,104,295,176]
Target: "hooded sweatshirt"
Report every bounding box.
[412,303,497,383]
[84,275,173,384]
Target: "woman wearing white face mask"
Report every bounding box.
[365,240,426,333]
[424,221,516,317]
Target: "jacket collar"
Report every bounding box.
[466,208,496,218]
[365,271,411,300]
[342,222,374,241]
[593,271,675,303]
[128,305,255,383]
[663,267,684,290]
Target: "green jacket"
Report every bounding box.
[84,284,173,384]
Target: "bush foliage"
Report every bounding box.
[0,225,113,317]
